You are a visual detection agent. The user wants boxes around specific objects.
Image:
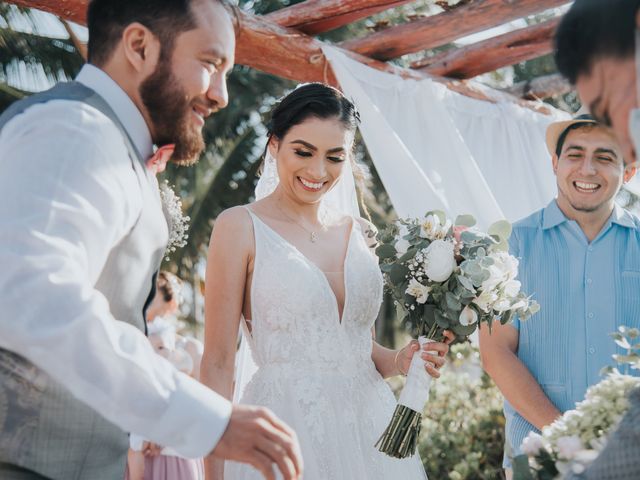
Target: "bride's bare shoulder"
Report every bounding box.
[210,205,254,246]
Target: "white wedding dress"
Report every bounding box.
[225,208,427,479]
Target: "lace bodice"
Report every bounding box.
[243,208,383,373]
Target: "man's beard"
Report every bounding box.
[139,60,205,166]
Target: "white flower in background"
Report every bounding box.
[459,306,478,326]
[395,224,411,256]
[556,436,583,460]
[521,432,544,456]
[473,290,498,313]
[406,278,431,304]
[424,239,456,282]
[420,214,440,239]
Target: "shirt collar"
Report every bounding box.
[611,203,636,229]
[542,200,568,230]
[543,199,636,230]
[75,64,154,160]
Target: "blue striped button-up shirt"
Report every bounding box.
[504,200,640,466]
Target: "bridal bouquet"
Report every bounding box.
[513,327,640,479]
[375,211,538,458]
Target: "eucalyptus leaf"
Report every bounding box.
[426,210,447,225]
[455,214,476,227]
[434,310,450,329]
[376,243,397,259]
[445,291,462,311]
[389,264,409,285]
[398,248,418,263]
[488,220,512,241]
[452,323,477,337]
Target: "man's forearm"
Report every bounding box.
[483,347,561,430]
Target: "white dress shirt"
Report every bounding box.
[0,64,231,458]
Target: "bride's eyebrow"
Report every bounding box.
[290,140,317,150]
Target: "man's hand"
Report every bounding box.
[210,404,303,480]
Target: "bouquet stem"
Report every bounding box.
[375,404,422,458]
[376,336,435,458]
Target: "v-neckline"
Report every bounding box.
[249,210,354,325]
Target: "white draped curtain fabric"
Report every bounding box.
[322,46,570,226]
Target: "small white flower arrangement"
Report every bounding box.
[514,327,640,478]
[159,180,190,259]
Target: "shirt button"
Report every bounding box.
[589,347,596,354]
[588,246,594,252]
[586,278,593,285]
[588,312,594,318]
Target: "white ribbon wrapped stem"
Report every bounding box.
[398,336,434,412]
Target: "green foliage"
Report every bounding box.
[419,343,506,480]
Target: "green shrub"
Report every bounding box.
[419,343,506,479]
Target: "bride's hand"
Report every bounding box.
[396,330,455,378]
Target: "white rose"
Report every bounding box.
[424,239,456,282]
[556,435,583,460]
[521,432,544,456]
[405,278,431,304]
[458,306,478,326]
[492,251,519,280]
[420,214,440,239]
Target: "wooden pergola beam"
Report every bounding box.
[506,72,573,99]
[11,0,87,24]
[339,0,569,61]
[5,0,556,115]
[412,17,559,79]
[265,0,414,35]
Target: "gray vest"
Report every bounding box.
[0,82,169,479]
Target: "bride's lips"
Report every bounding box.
[297,176,326,192]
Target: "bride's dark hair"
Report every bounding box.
[266,83,360,140]
[261,83,371,219]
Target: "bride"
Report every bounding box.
[201,83,453,480]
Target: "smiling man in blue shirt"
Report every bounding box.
[479,115,640,479]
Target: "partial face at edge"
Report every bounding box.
[575,57,637,165]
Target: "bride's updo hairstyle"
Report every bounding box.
[265,83,360,143]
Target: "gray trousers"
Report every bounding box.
[0,463,51,480]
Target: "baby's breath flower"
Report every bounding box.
[159,181,190,259]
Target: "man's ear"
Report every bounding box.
[552,153,559,175]
[121,22,161,74]
[624,163,638,184]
